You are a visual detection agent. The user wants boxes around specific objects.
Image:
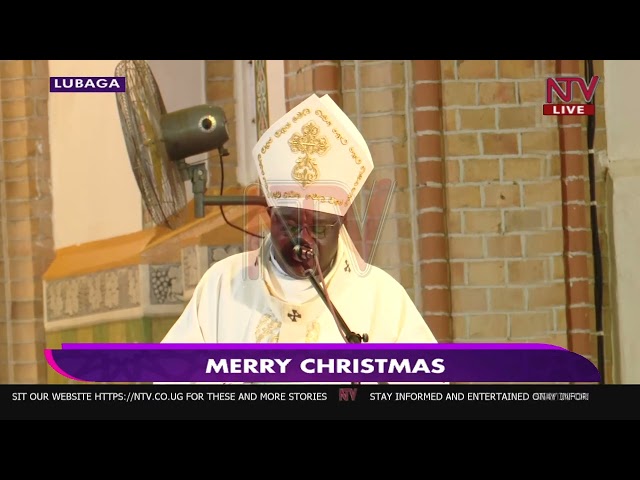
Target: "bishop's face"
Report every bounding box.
[269,206,343,279]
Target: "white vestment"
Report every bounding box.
[162,227,438,345]
[160,227,445,384]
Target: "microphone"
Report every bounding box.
[292,237,377,384]
[292,243,315,262]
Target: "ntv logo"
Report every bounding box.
[338,387,358,401]
[542,76,599,116]
[50,76,126,93]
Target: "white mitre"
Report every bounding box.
[251,93,374,216]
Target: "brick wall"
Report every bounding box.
[339,60,419,300]
[284,60,341,110]
[439,60,609,369]
[441,60,561,344]
[0,60,54,384]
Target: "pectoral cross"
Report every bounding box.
[287,309,302,322]
[288,121,330,187]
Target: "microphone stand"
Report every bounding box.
[302,262,388,386]
[270,208,387,384]
[302,267,367,344]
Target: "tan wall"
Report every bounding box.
[604,60,640,383]
[206,61,238,190]
[48,60,207,243]
[267,61,286,131]
[340,61,419,298]
[48,60,142,248]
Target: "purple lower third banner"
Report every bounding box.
[45,343,601,383]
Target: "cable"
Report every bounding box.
[584,60,605,384]
[310,252,348,343]
[217,150,264,239]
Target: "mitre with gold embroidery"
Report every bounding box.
[251,93,374,216]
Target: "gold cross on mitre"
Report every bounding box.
[287,121,330,187]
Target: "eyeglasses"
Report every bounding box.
[280,221,341,239]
